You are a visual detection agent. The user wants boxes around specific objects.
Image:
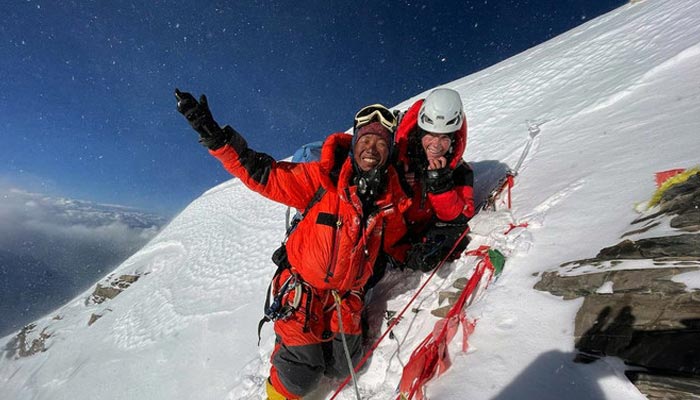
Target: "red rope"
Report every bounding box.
[503,222,528,235]
[396,265,484,400]
[396,245,494,400]
[329,226,472,399]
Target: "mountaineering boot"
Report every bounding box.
[266,378,300,400]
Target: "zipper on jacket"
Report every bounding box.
[324,217,342,283]
[355,236,369,281]
[355,213,383,281]
[420,178,427,208]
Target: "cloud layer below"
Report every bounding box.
[0,186,166,336]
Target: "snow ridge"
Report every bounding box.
[3,1,700,399]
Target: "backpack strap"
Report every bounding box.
[304,186,327,219]
[258,185,328,345]
[284,185,327,238]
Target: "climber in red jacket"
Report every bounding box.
[176,89,409,399]
[394,88,474,271]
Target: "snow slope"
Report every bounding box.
[2,1,700,399]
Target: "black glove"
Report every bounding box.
[424,167,454,194]
[405,242,442,272]
[175,89,230,150]
[431,219,470,261]
[405,219,470,271]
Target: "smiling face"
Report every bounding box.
[353,133,390,172]
[421,132,452,162]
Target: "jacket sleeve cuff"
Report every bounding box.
[428,190,464,221]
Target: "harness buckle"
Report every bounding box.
[264,274,303,321]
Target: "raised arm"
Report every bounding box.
[175,89,318,210]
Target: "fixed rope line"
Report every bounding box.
[332,290,362,400]
[329,226,472,399]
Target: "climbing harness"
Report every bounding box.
[258,186,327,345]
[264,273,302,322]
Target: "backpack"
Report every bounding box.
[285,141,324,231]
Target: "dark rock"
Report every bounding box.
[88,314,102,326]
[575,300,700,376]
[626,371,700,400]
[597,239,642,259]
[545,262,700,398]
[3,324,52,359]
[671,209,700,232]
[116,274,140,287]
[453,277,468,290]
[90,284,122,304]
[632,173,700,228]
[622,221,661,237]
[659,173,700,213]
[596,234,700,260]
[433,290,460,316]
[662,172,699,195]
[86,273,141,305]
[574,293,700,337]
[87,309,111,326]
[534,270,607,300]
[438,291,459,305]
[431,305,452,318]
[539,172,700,398]
[533,267,697,300]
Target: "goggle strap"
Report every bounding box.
[354,105,396,131]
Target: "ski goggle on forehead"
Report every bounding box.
[354,104,397,131]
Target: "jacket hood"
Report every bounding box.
[316,133,352,193]
[395,99,467,170]
[317,133,410,212]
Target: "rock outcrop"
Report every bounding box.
[535,172,700,399]
[2,273,144,359]
[2,324,51,359]
[87,274,141,305]
[86,274,141,326]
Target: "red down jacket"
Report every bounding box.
[394,99,475,236]
[210,131,410,293]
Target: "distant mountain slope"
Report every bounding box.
[0,188,166,336]
[2,1,700,399]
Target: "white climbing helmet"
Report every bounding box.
[417,88,464,134]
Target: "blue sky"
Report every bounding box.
[0,0,625,216]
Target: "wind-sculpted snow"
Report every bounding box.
[3,1,700,399]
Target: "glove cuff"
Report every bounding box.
[425,168,454,194]
[199,125,233,150]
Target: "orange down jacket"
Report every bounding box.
[210,131,410,293]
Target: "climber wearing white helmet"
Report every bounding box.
[393,88,474,272]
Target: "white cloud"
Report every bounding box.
[0,187,164,261]
[0,185,166,335]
